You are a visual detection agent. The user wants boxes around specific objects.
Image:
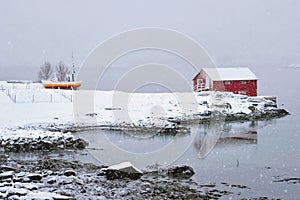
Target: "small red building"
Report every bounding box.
[193,68,258,96]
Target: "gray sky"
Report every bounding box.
[0,0,299,86]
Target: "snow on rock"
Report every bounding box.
[0,166,74,200]
[104,161,143,180]
[0,129,87,152]
[107,161,143,173]
[64,170,76,177]
[0,171,14,179]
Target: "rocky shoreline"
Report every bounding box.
[0,131,87,153]
[1,153,299,199]
[45,108,290,133]
[0,156,239,199]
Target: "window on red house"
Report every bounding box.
[197,79,203,85]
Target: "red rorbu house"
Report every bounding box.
[193,67,258,96]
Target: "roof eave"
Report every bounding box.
[211,78,259,81]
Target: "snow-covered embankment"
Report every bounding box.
[0,82,289,151]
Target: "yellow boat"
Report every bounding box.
[42,80,82,90]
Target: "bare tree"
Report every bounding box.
[38,61,53,81]
[56,61,70,82]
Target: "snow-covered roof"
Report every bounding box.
[200,67,258,81]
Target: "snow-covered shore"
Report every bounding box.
[1,82,288,126]
[0,81,289,151]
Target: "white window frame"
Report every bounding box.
[197,79,203,86]
[225,81,231,85]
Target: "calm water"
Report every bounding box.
[72,113,299,199]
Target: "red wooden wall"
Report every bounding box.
[213,80,257,96]
[193,71,257,96]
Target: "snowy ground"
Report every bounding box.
[0,81,279,128]
[0,81,287,151]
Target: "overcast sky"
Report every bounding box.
[0,0,299,86]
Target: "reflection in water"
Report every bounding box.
[72,119,276,168]
[76,128,197,168]
[196,121,224,159]
[5,119,278,170]
[194,120,276,159]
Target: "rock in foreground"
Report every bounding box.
[103,161,143,180]
[167,165,195,179]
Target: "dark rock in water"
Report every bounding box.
[167,165,195,179]
[64,169,76,177]
[73,138,88,149]
[104,162,143,180]
[26,173,43,181]
[105,169,142,180]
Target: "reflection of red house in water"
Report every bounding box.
[193,67,258,96]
